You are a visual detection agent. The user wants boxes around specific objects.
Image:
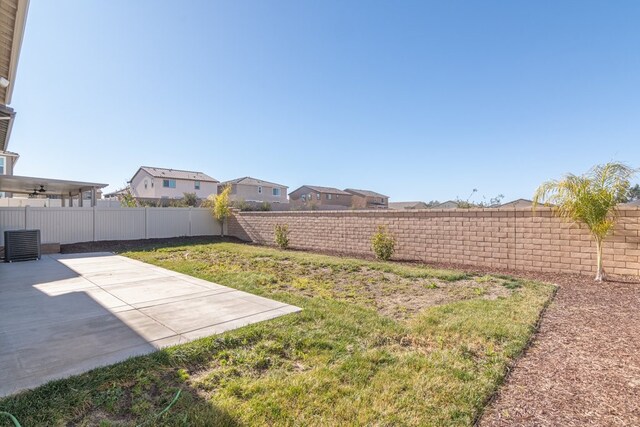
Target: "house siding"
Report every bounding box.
[289,186,352,210]
[223,183,289,205]
[130,170,218,200]
[350,194,388,209]
[0,154,16,197]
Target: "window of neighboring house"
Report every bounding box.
[144,180,148,189]
[194,181,201,190]
[0,156,4,175]
[327,194,332,200]
[316,193,320,200]
[301,194,306,202]
[272,188,280,196]
[336,194,340,199]
[163,179,176,188]
[258,186,262,194]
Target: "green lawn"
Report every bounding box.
[0,242,555,426]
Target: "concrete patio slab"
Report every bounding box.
[0,252,300,397]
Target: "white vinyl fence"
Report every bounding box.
[0,207,224,246]
[0,198,123,208]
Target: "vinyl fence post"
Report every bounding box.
[188,207,192,237]
[24,206,29,229]
[93,206,97,242]
[145,207,149,239]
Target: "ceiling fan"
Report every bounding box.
[28,186,46,197]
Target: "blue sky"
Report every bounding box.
[9,1,640,203]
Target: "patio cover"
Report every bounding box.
[0,174,107,206]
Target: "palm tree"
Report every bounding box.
[533,162,636,282]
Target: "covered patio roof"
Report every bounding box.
[0,174,107,196]
[0,0,29,151]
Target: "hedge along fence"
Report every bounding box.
[228,207,640,277]
[0,207,224,246]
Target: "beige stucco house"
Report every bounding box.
[289,185,352,210]
[435,200,461,209]
[344,188,389,209]
[129,166,219,202]
[219,176,288,207]
[389,201,428,210]
[498,198,533,208]
[0,150,18,197]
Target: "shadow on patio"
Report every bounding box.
[0,252,298,412]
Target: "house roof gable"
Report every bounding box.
[290,185,351,196]
[388,201,427,209]
[344,188,389,198]
[130,166,219,184]
[220,176,287,188]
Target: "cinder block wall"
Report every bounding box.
[228,207,640,277]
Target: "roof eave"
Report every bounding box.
[4,0,29,106]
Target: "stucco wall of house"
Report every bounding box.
[0,154,16,197]
[131,170,218,200]
[226,183,289,205]
[289,187,352,210]
[350,194,389,209]
[228,207,640,278]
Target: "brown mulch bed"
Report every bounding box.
[442,266,640,426]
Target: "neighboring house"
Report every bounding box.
[0,0,29,198]
[622,199,640,206]
[499,198,534,208]
[0,150,18,197]
[388,201,428,210]
[435,200,461,209]
[289,185,352,210]
[344,188,389,209]
[128,166,219,202]
[103,186,130,200]
[219,176,288,206]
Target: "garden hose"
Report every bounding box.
[136,389,182,427]
[0,389,181,427]
[0,411,21,427]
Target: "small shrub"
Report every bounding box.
[181,192,198,207]
[233,199,252,211]
[259,201,272,211]
[205,185,232,236]
[118,188,138,208]
[371,225,396,261]
[274,224,290,249]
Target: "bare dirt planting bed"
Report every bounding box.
[168,249,521,321]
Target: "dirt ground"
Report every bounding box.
[60,236,241,253]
